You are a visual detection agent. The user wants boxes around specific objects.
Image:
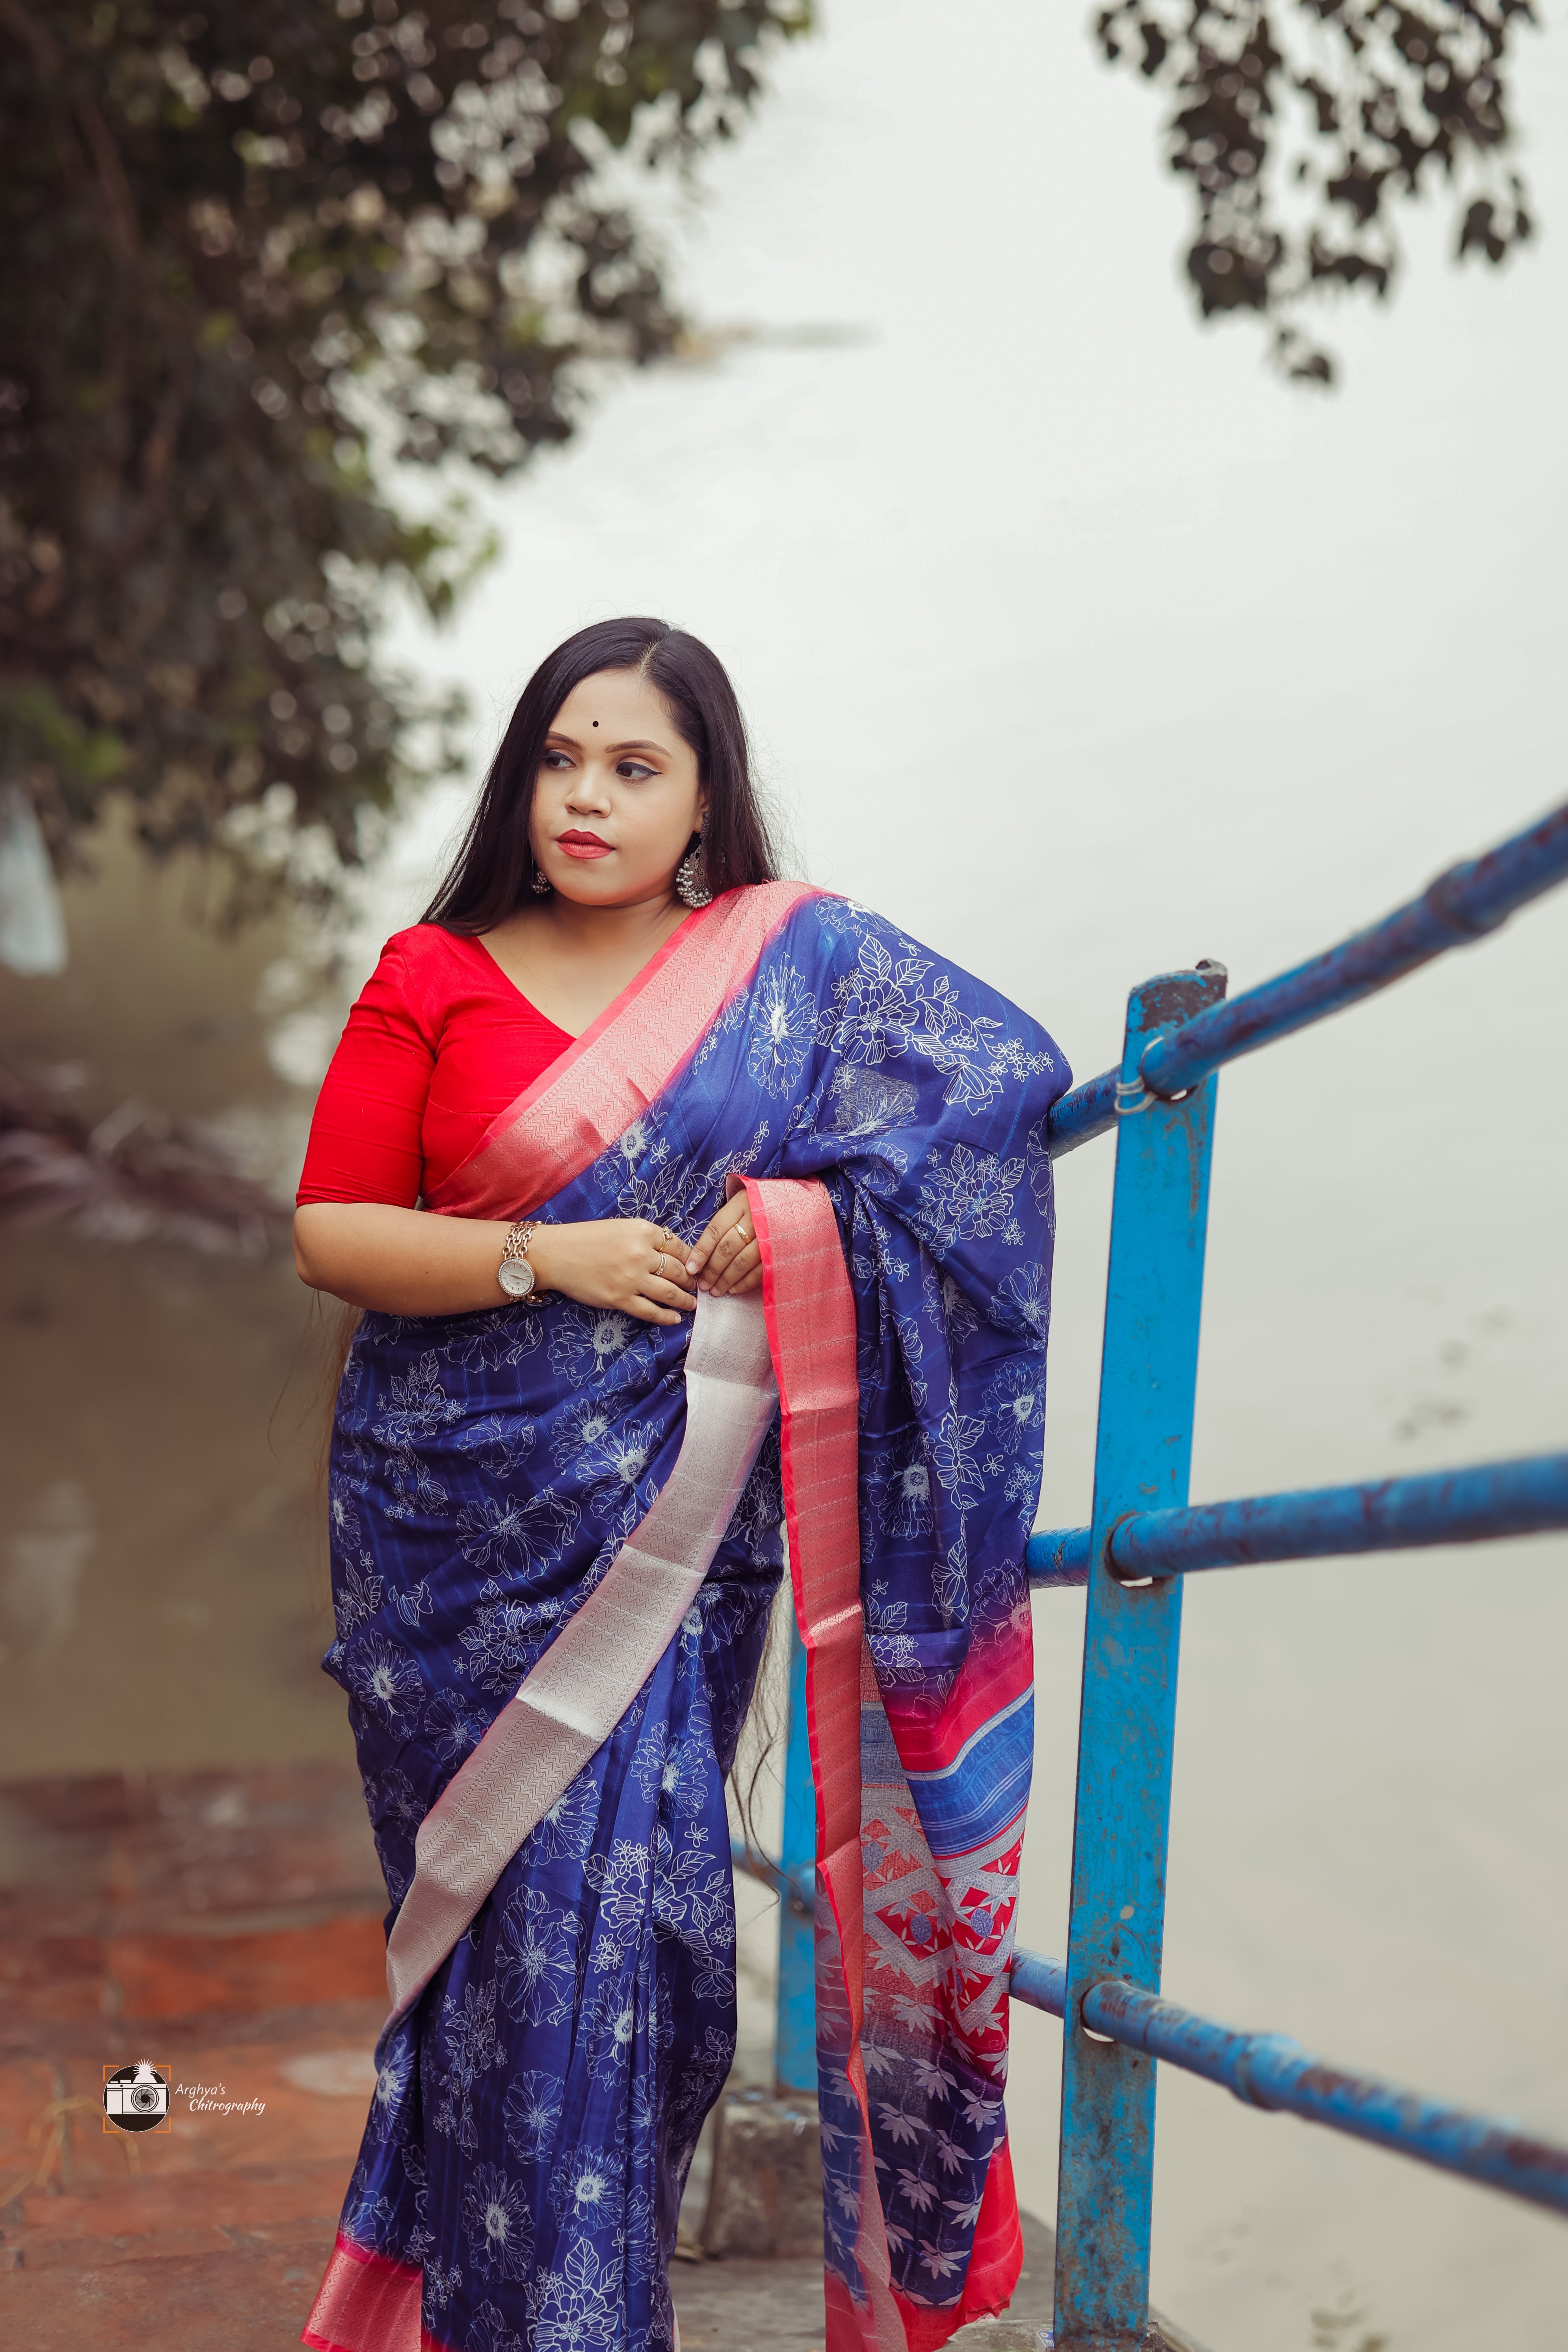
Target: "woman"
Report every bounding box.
[294,618,1070,2352]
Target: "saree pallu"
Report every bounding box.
[303,883,1069,2352]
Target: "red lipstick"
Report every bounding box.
[557,829,612,860]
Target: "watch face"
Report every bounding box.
[497,1260,535,1299]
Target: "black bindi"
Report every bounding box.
[592,720,599,728]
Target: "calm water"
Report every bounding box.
[3,2,1565,2343]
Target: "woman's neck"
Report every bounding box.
[480,888,692,1037]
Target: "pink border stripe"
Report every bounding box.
[880,1626,1034,1776]
[742,1175,907,2352]
[301,2232,424,2352]
[427,880,820,1221]
[743,1175,1026,2350]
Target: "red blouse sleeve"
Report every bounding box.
[296,939,437,1208]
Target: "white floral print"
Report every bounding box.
[462,2163,533,2282]
[495,1886,580,2027]
[984,1359,1044,1456]
[459,1413,537,1477]
[746,959,817,1094]
[456,1587,561,1695]
[429,1976,506,2156]
[916,1143,1025,1249]
[530,2234,621,2352]
[525,1766,599,1862]
[549,1304,647,1390]
[365,2043,412,2145]
[334,1555,383,1641]
[426,1686,489,1764]
[502,2069,564,2163]
[823,1063,920,1138]
[469,2303,524,2352]
[346,1634,425,1729]
[457,1490,579,1574]
[549,2151,626,2236]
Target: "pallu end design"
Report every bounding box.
[893,2135,1023,2350]
[302,2232,424,2352]
[747,1170,1029,2351]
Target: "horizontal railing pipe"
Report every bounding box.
[1026,1452,1568,1590]
[1024,1523,1092,1589]
[1009,1946,1068,2018]
[1045,796,1568,1154]
[1140,796,1568,1102]
[1041,1066,1119,1158]
[1110,1451,1568,1580]
[1077,1976,1568,2220]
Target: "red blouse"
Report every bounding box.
[296,925,573,1208]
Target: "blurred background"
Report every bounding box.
[2,2,1565,2346]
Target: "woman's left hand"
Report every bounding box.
[685,1192,762,1297]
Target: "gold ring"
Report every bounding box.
[657,1252,668,1280]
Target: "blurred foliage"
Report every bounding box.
[0,0,806,915]
[1097,0,1537,381]
[0,1059,287,1252]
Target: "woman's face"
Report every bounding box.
[529,668,706,908]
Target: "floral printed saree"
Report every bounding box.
[303,882,1069,2352]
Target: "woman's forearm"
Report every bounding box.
[294,1202,517,1316]
[293,1204,700,1325]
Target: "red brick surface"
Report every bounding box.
[0,1765,380,2350]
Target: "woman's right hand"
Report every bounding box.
[294,1202,698,1323]
[532,1219,698,1326]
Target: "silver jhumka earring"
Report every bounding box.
[675,836,712,909]
[530,861,551,895]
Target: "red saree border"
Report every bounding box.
[742,1174,902,2352]
[742,1173,1024,2352]
[301,2231,424,2352]
[426,880,821,1221]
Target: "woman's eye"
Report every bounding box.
[617,761,655,781]
[541,750,572,770]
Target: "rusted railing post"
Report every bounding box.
[1054,965,1225,2346]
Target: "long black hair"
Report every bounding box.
[423,618,780,932]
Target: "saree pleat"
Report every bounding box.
[305,886,1068,2352]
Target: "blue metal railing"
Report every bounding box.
[1027,1450,1568,1588]
[1010,1968,1568,2219]
[1045,796,1568,1156]
[755,793,1568,2345]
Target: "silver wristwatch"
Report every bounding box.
[497,1220,539,1301]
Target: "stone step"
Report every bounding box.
[0,1764,385,1938]
[0,1765,388,2344]
[2,1913,388,2042]
[0,2234,338,2351]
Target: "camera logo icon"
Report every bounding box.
[103,2062,172,2134]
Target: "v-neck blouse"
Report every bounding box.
[296,925,574,1208]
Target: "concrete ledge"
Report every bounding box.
[699,2089,822,2260]
[686,2176,1212,2352]
[946,2211,1212,2352]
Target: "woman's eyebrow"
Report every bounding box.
[543,731,669,755]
